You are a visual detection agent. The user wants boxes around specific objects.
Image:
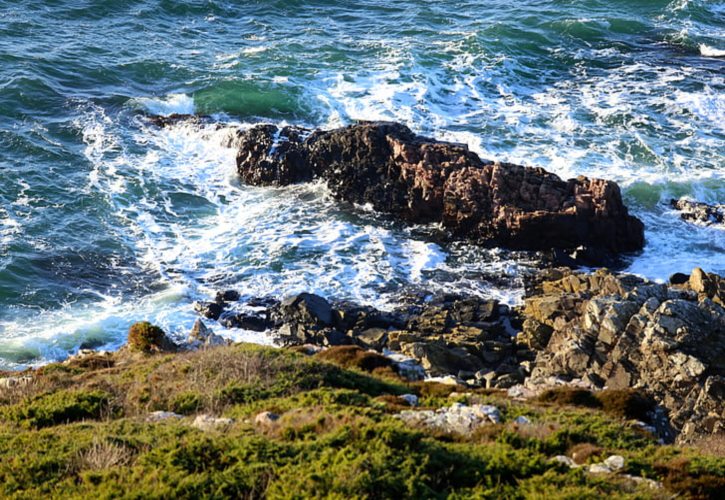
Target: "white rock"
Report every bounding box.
[254,411,280,426]
[400,394,419,406]
[624,474,662,489]
[192,414,234,431]
[604,455,625,471]
[472,404,501,424]
[588,463,612,474]
[551,455,577,468]
[514,415,532,425]
[146,411,183,422]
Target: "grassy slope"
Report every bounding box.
[0,344,722,499]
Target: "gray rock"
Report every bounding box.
[551,455,577,468]
[188,319,228,348]
[192,414,234,431]
[526,267,725,444]
[603,455,625,471]
[146,411,183,422]
[400,394,419,406]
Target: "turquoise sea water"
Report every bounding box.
[0,0,723,368]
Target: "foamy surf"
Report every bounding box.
[699,44,725,57]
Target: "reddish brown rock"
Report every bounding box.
[235,121,644,255]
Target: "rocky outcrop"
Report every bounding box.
[670,198,725,227]
[246,292,527,383]
[520,267,725,444]
[234,122,644,257]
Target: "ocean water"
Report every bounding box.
[0,0,723,369]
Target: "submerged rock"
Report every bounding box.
[670,198,725,227]
[234,122,644,258]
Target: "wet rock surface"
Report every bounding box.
[670,198,725,227]
[234,121,644,257]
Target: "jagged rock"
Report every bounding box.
[194,301,224,320]
[236,125,311,185]
[235,122,644,258]
[670,198,725,227]
[218,311,271,331]
[188,320,228,348]
[145,113,213,128]
[524,267,725,443]
[276,293,334,327]
[354,328,389,350]
[399,341,484,376]
[215,290,241,303]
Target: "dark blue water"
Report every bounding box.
[1,0,723,368]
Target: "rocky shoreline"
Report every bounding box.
[151,115,719,446]
[183,265,724,446]
[0,116,725,498]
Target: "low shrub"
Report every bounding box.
[127,322,173,353]
[5,390,110,428]
[568,442,604,464]
[537,387,602,409]
[315,345,394,373]
[595,388,654,421]
[654,456,725,499]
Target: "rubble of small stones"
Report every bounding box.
[397,403,501,434]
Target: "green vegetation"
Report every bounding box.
[0,344,722,498]
[127,321,171,353]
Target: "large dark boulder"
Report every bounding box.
[235,122,644,255]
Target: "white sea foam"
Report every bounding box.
[241,46,268,55]
[699,44,725,57]
[134,93,196,116]
[0,99,531,368]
